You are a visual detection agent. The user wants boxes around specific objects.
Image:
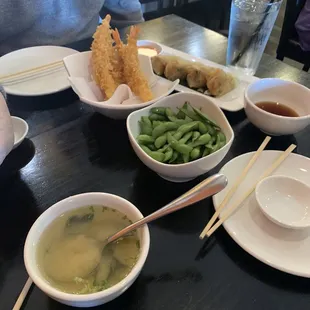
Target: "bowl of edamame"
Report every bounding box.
[126,92,234,182]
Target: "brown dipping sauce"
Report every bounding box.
[255,101,299,117]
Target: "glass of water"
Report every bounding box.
[226,0,282,76]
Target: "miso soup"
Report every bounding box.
[36,206,140,294]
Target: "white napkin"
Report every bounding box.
[63,51,179,107]
[0,92,14,165]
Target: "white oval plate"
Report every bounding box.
[0,46,79,96]
[157,43,259,112]
[213,151,310,277]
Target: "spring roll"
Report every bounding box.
[207,69,236,97]
[151,55,179,76]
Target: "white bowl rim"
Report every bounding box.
[12,116,29,146]
[126,92,234,168]
[255,175,310,229]
[245,78,310,120]
[24,192,150,302]
[137,40,163,54]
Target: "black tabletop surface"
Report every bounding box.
[1,15,310,310]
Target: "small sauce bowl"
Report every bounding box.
[12,116,29,149]
[255,175,310,229]
[137,40,163,57]
[244,78,310,135]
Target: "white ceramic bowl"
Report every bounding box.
[137,40,163,56]
[24,193,150,308]
[127,92,234,182]
[63,52,178,120]
[244,78,310,135]
[256,176,310,229]
[11,116,29,149]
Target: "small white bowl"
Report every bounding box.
[24,193,150,308]
[126,92,234,182]
[255,175,310,229]
[244,78,310,135]
[137,40,163,56]
[11,116,29,149]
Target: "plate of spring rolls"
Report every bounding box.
[150,43,259,112]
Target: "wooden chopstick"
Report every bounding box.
[12,277,33,310]
[205,144,296,238]
[0,60,63,83]
[199,136,271,239]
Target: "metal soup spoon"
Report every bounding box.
[105,173,227,246]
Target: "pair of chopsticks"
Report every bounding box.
[199,136,296,239]
[0,60,64,85]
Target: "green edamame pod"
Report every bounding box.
[218,141,226,149]
[141,145,152,155]
[179,132,193,144]
[175,153,184,164]
[149,151,165,162]
[167,132,177,144]
[149,113,167,121]
[208,133,221,153]
[152,122,179,139]
[169,151,178,163]
[152,120,164,128]
[173,131,183,140]
[192,106,220,129]
[192,131,200,142]
[168,116,192,125]
[163,147,173,162]
[178,107,201,121]
[177,102,189,119]
[202,147,210,157]
[150,107,166,116]
[137,134,155,145]
[176,109,186,119]
[148,144,156,151]
[174,121,199,140]
[141,145,165,162]
[208,125,216,136]
[192,133,211,147]
[165,107,175,118]
[154,134,167,149]
[141,116,152,127]
[207,135,216,146]
[170,140,193,155]
[190,146,201,160]
[139,121,153,136]
[218,132,226,143]
[157,144,170,153]
[198,122,208,134]
[182,153,190,163]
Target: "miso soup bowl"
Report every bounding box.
[244,78,310,135]
[24,192,150,308]
[127,92,234,182]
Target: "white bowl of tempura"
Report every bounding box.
[63,15,178,120]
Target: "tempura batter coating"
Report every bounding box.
[91,15,123,99]
[113,27,153,102]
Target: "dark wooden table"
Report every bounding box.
[1,15,310,310]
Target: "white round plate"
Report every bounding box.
[213,151,310,277]
[0,46,79,96]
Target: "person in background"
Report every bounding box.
[0,0,144,55]
[295,0,310,51]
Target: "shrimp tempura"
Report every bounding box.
[91,15,123,99]
[113,27,153,102]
